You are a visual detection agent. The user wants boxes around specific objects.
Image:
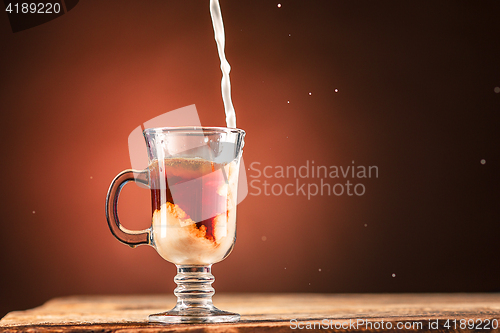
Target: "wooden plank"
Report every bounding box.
[1,294,499,332]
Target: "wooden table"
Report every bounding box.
[1,294,499,332]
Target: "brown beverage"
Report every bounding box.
[149,157,238,265]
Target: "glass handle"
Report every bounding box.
[105,169,150,247]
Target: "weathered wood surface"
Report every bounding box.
[1,294,499,332]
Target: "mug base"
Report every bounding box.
[149,307,240,324]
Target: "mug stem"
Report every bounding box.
[174,265,215,310]
[149,265,240,323]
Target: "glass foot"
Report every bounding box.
[149,307,240,324]
[149,265,240,324]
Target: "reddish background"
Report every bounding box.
[1,1,499,318]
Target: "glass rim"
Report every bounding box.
[143,126,245,136]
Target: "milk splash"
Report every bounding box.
[209,0,236,128]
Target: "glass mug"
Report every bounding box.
[106,127,245,323]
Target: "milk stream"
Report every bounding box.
[209,0,236,128]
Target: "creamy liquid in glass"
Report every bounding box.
[150,158,239,265]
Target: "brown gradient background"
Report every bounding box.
[1,0,499,318]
